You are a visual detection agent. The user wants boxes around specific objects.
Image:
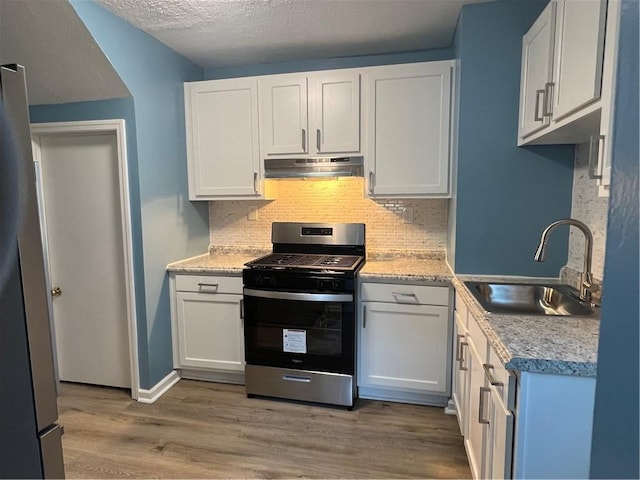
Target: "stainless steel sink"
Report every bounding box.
[464,281,595,316]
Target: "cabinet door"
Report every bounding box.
[551,0,607,120]
[365,62,452,197]
[185,78,260,198]
[465,335,488,480]
[453,311,469,436]
[597,0,621,196]
[518,2,556,138]
[310,72,361,154]
[175,292,244,372]
[259,75,308,155]
[487,387,515,480]
[359,301,449,393]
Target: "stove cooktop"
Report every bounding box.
[245,253,364,271]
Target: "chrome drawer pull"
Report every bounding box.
[282,375,311,383]
[482,363,504,387]
[459,342,469,371]
[392,292,418,302]
[198,282,219,288]
[479,387,491,425]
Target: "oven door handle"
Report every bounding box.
[243,288,353,303]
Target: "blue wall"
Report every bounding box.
[452,0,575,276]
[68,1,209,389]
[590,1,639,476]
[205,48,454,79]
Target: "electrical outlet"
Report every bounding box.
[248,205,258,221]
[402,206,414,224]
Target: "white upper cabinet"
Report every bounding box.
[518,0,608,145]
[258,75,308,155]
[519,1,556,138]
[259,71,361,156]
[184,78,263,200]
[596,0,622,197]
[364,61,453,197]
[551,0,607,120]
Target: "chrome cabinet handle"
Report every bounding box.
[316,129,321,152]
[534,89,545,122]
[392,292,418,303]
[479,386,491,425]
[239,298,244,320]
[253,171,258,193]
[368,171,375,194]
[362,305,367,328]
[455,334,465,361]
[543,82,554,117]
[588,134,605,179]
[459,342,469,371]
[198,283,218,293]
[482,363,504,387]
[302,129,307,152]
[282,374,311,383]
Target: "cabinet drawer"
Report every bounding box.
[175,274,243,294]
[454,292,469,329]
[361,283,449,306]
[488,345,517,410]
[467,312,488,363]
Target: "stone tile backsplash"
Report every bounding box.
[567,142,609,281]
[209,178,448,252]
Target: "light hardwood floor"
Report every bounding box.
[58,380,471,479]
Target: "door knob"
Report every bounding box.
[50,286,62,297]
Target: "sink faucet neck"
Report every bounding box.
[534,218,594,303]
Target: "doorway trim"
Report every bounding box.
[30,119,140,400]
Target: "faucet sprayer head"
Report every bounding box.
[534,242,547,262]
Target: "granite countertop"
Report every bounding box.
[167,248,598,377]
[359,250,453,283]
[166,247,270,275]
[452,276,599,377]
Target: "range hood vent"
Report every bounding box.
[264,156,364,179]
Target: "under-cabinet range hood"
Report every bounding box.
[264,156,364,179]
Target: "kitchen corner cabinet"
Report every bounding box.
[454,289,596,479]
[364,61,453,197]
[169,273,245,384]
[358,281,452,405]
[518,0,607,145]
[184,78,266,200]
[258,71,361,156]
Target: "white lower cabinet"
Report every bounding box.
[455,289,596,479]
[464,310,517,480]
[170,273,245,383]
[358,281,451,405]
[452,300,469,436]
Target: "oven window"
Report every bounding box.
[243,294,355,374]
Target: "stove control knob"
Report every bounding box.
[267,276,277,287]
[332,279,341,290]
[253,274,263,286]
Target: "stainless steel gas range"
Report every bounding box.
[242,222,365,408]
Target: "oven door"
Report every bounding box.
[243,288,355,375]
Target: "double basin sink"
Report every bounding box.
[465,281,596,316]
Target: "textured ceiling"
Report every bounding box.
[94,0,483,70]
[0,0,130,105]
[1,0,484,106]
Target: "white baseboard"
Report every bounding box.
[136,370,180,404]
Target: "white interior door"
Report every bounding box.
[38,132,131,389]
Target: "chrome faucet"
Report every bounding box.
[534,218,594,303]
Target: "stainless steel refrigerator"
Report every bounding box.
[0,64,65,478]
